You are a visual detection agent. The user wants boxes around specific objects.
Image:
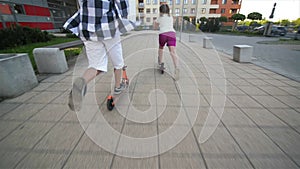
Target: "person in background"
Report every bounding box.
[154,3,179,80]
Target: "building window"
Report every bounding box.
[221,8,225,14]
[184,0,188,4]
[230,9,238,14]
[153,8,157,14]
[146,0,151,5]
[209,9,217,14]
[175,8,180,14]
[153,0,158,4]
[183,8,187,14]
[146,8,151,14]
[201,8,206,14]
[191,0,196,4]
[222,0,227,4]
[169,0,173,5]
[0,3,12,14]
[146,17,151,22]
[191,8,195,14]
[12,4,25,14]
[202,0,207,4]
[176,0,180,5]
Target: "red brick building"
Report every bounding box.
[216,0,242,26]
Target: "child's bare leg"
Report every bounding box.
[158,47,163,64]
[168,46,178,68]
[114,68,122,88]
[82,68,101,84]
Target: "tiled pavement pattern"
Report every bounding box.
[0,31,299,169]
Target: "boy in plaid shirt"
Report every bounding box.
[64,0,134,111]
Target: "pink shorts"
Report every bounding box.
[159,31,176,48]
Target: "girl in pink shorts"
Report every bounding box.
[154,4,179,80]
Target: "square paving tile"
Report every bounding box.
[0,120,22,140]
[0,150,27,169]
[258,86,290,96]
[2,103,44,121]
[220,108,256,127]
[4,91,39,103]
[238,86,269,96]
[32,82,54,91]
[273,95,300,108]
[249,154,299,169]
[15,151,68,169]
[241,108,287,127]
[194,126,244,155]
[228,127,283,154]
[46,83,71,92]
[63,152,113,169]
[278,86,300,96]
[29,104,68,122]
[160,153,206,169]
[268,108,300,129]
[26,91,61,104]
[112,156,158,169]
[0,103,20,116]
[251,95,289,108]
[34,122,83,151]
[228,95,263,108]
[204,156,253,169]
[260,127,300,157]
[0,122,54,149]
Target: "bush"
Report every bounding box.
[0,25,52,50]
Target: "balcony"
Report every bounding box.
[211,0,218,5]
[138,13,145,17]
[138,3,144,8]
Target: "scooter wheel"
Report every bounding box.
[107,97,114,111]
[161,69,164,74]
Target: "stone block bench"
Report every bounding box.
[203,37,213,49]
[0,53,38,98]
[233,45,253,63]
[33,40,83,74]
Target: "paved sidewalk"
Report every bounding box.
[0,31,299,169]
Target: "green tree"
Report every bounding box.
[247,12,262,20]
[292,18,300,26]
[280,19,290,26]
[231,13,246,31]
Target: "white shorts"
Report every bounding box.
[83,32,124,72]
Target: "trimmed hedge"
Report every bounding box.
[0,25,53,50]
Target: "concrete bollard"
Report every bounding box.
[0,53,38,98]
[233,45,253,63]
[203,37,213,49]
[33,48,68,74]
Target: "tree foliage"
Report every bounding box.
[219,16,228,22]
[247,12,262,20]
[232,13,246,21]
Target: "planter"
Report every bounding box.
[0,53,38,98]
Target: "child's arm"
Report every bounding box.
[153,18,159,30]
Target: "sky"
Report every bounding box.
[239,0,300,21]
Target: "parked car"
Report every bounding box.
[271,25,287,36]
[236,25,249,32]
[253,26,265,34]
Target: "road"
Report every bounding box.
[183,33,300,82]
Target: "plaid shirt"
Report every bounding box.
[63,0,134,40]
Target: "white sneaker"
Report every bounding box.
[68,77,86,111]
[114,83,125,95]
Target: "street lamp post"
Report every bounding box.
[264,2,276,36]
